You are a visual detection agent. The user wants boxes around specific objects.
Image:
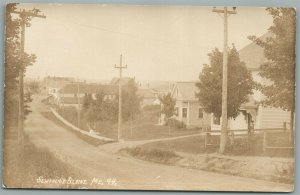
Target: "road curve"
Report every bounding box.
[23,96,293,192]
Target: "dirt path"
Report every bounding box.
[98,132,204,154]
[23,96,293,191]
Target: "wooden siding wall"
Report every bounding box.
[188,101,211,128]
[257,106,290,129]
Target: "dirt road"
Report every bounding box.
[23,96,293,191]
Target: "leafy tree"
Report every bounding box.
[248,8,296,140]
[122,79,142,121]
[103,98,119,122]
[5,4,37,89]
[83,80,141,134]
[159,93,176,135]
[5,4,21,91]
[82,93,93,111]
[84,91,119,129]
[196,46,254,119]
[5,4,37,127]
[121,79,142,136]
[84,92,105,128]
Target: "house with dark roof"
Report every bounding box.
[57,83,119,108]
[160,81,211,129]
[41,76,75,96]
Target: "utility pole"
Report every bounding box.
[212,6,236,154]
[11,9,46,148]
[115,54,127,142]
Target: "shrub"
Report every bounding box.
[120,146,181,164]
[167,118,186,129]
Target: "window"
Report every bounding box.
[174,107,179,116]
[198,108,203,118]
[182,108,187,118]
[213,115,220,125]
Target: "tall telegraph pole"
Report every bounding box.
[115,54,127,142]
[212,7,236,154]
[11,9,46,147]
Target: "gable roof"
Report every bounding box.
[59,83,118,94]
[238,31,273,70]
[172,81,198,101]
[110,77,133,85]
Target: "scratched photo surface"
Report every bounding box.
[2,4,296,191]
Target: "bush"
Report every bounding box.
[120,146,181,164]
[167,118,186,129]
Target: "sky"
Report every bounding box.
[16,4,273,82]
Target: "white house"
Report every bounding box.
[212,32,291,131]
[159,81,211,129]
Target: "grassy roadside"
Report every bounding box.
[119,147,182,165]
[119,135,294,184]
[3,135,86,188]
[41,111,114,146]
[138,134,293,157]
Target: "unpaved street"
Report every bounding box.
[24,96,293,191]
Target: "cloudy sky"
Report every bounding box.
[17,4,273,82]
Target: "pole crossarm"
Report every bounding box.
[115,54,127,69]
[212,8,237,15]
[11,10,46,18]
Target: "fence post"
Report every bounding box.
[262,131,267,153]
[283,122,287,132]
[247,129,251,150]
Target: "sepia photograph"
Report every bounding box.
[2,3,296,192]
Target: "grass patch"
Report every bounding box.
[51,106,202,141]
[94,107,202,141]
[119,146,182,165]
[41,111,114,146]
[142,135,214,154]
[141,134,293,157]
[118,108,202,141]
[57,107,89,131]
[3,135,84,188]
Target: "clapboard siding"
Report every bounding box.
[187,101,211,128]
[259,106,290,129]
